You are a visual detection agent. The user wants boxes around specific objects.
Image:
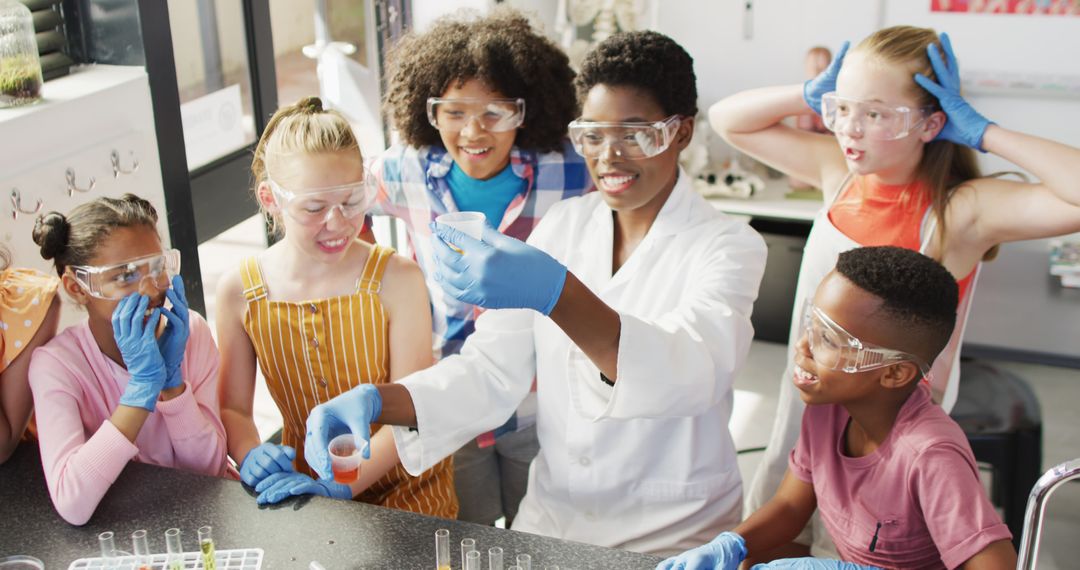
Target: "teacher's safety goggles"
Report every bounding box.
[567,115,682,160]
[267,175,374,226]
[69,249,181,300]
[821,92,934,141]
[426,97,526,133]
[799,300,931,378]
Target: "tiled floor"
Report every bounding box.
[198,220,1079,565]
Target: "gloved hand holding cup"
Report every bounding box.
[305,384,382,480]
[434,211,486,252]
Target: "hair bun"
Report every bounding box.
[31,212,70,261]
[297,96,324,114]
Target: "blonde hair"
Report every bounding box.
[251,96,363,234]
[852,26,997,261]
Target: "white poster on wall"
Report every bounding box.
[180,83,246,170]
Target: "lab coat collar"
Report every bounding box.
[588,168,696,240]
[586,169,697,294]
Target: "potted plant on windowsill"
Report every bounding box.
[0,0,43,108]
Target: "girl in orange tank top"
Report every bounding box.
[215,97,456,517]
[711,25,1080,566]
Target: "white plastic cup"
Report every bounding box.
[436,211,486,242]
[329,434,365,484]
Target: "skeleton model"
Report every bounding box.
[556,0,657,67]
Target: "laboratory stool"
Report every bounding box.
[949,358,1042,548]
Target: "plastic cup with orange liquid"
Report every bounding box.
[329,433,366,484]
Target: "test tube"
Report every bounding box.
[165,528,184,570]
[99,531,118,568]
[198,525,217,570]
[435,529,450,570]
[516,553,532,570]
[489,546,504,570]
[507,566,523,570]
[131,529,151,570]
[461,537,476,567]
[465,550,481,570]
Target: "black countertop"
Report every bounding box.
[0,444,663,569]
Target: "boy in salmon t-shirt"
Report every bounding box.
[660,246,1015,570]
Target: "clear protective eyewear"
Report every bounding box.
[426,97,526,133]
[69,249,181,300]
[821,92,934,141]
[567,115,682,160]
[799,300,931,378]
[267,174,375,226]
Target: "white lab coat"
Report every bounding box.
[393,172,767,555]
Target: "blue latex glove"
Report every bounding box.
[157,275,190,390]
[304,384,381,480]
[254,471,352,505]
[112,294,167,411]
[803,41,850,115]
[239,443,297,487]
[430,223,568,315]
[751,558,881,569]
[655,532,747,570]
[913,33,993,151]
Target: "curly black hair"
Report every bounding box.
[836,246,958,363]
[575,30,697,117]
[384,8,577,153]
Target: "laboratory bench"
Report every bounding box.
[708,178,1080,367]
[0,444,664,569]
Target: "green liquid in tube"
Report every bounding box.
[201,539,217,570]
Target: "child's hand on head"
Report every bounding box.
[913,33,993,151]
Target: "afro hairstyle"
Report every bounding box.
[384,7,577,153]
[835,246,959,364]
[574,30,698,118]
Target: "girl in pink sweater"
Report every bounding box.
[28,194,228,525]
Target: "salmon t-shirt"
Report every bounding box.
[789,384,1011,569]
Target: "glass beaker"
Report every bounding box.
[0,0,43,108]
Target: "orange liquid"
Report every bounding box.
[333,465,359,484]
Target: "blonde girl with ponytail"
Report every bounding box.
[215,97,456,516]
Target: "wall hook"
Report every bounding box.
[10,188,44,220]
[111,149,140,177]
[66,167,96,196]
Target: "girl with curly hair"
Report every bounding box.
[364,7,591,526]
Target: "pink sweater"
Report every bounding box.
[28,311,228,525]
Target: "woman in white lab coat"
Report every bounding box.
[303,31,767,555]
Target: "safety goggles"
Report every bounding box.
[426,97,526,133]
[69,249,181,300]
[567,115,682,160]
[799,300,931,378]
[267,175,374,226]
[821,92,934,141]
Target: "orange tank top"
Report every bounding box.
[828,177,975,299]
[240,245,457,518]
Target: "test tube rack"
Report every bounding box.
[67,548,264,569]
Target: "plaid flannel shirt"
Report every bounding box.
[370,140,592,442]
